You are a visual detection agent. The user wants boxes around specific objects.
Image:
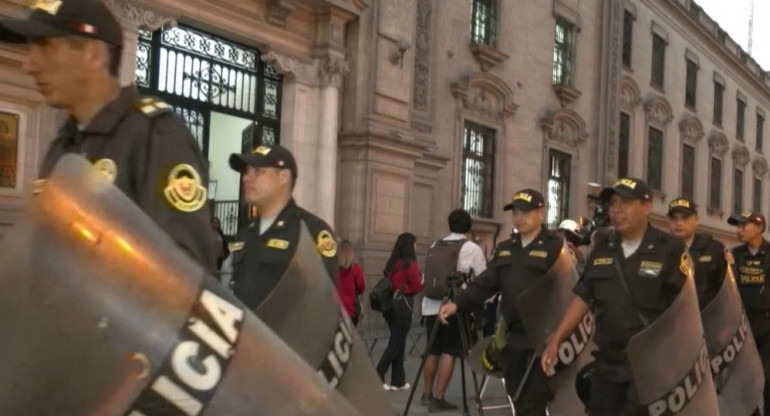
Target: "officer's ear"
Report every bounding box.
[278,169,293,190]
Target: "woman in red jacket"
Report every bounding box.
[376,232,423,390]
[336,240,365,326]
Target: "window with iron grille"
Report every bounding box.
[709,158,722,210]
[754,178,762,213]
[622,11,633,67]
[552,17,575,86]
[470,0,497,46]
[546,149,571,229]
[619,113,631,177]
[651,34,666,88]
[713,82,724,127]
[737,98,746,140]
[685,60,697,108]
[681,144,695,200]
[758,113,765,151]
[647,127,663,190]
[462,122,496,218]
[734,168,744,214]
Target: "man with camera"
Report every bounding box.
[439,189,566,415]
[421,209,487,412]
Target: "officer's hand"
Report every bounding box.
[541,339,558,375]
[438,302,457,324]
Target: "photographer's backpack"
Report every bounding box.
[423,239,467,300]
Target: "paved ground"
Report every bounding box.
[364,325,515,416]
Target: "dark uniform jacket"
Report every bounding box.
[37,86,217,271]
[230,199,338,309]
[454,227,564,349]
[688,233,727,309]
[574,225,688,356]
[732,239,770,314]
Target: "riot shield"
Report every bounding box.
[254,222,394,416]
[517,244,594,415]
[0,155,359,415]
[701,266,764,415]
[626,274,719,416]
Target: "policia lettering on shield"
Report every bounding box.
[543,177,691,415]
[227,144,338,309]
[0,0,217,270]
[728,209,770,415]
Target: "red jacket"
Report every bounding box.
[389,259,423,295]
[336,263,365,318]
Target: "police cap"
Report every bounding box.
[229,144,298,180]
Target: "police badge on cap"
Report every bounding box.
[503,189,545,211]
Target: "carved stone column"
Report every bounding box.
[101,0,176,86]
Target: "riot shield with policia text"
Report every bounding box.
[254,221,394,416]
[0,155,360,415]
[517,243,595,416]
[701,263,763,415]
[626,265,719,416]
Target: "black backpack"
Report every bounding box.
[369,274,395,313]
[423,239,467,299]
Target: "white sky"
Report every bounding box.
[695,0,770,71]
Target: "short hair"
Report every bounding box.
[448,209,472,234]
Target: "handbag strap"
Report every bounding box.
[611,249,650,327]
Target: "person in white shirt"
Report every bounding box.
[421,209,487,412]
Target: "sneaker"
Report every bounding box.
[382,384,391,391]
[390,382,410,391]
[428,398,458,413]
[420,392,434,406]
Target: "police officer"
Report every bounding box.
[667,198,727,309]
[439,189,564,416]
[728,210,770,414]
[0,0,216,270]
[228,144,338,309]
[542,177,689,415]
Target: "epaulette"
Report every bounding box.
[134,96,173,118]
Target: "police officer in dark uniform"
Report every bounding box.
[667,197,727,309]
[728,210,770,414]
[542,177,689,415]
[227,144,338,309]
[439,189,564,416]
[0,0,216,270]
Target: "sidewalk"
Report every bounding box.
[365,325,514,416]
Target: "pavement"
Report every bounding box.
[364,324,514,416]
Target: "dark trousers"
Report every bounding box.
[502,344,550,416]
[750,317,770,415]
[376,296,413,386]
[587,360,642,416]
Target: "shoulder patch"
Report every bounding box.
[316,230,337,258]
[93,158,117,183]
[134,96,173,118]
[163,164,207,212]
[725,250,734,266]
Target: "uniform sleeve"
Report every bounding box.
[710,241,728,292]
[663,241,689,304]
[136,113,217,272]
[306,218,339,282]
[572,258,594,303]
[353,263,366,294]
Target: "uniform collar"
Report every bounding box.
[607,223,660,253]
[81,86,137,135]
[512,227,548,248]
[250,198,298,233]
[744,239,770,256]
[689,233,711,251]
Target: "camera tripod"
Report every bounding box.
[402,285,484,416]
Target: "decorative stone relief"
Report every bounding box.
[753,156,769,176]
[602,1,624,175]
[412,0,431,112]
[732,144,750,167]
[678,115,704,143]
[450,72,517,122]
[540,109,589,148]
[708,131,729,155]
[644,95,674,125]
[261,52,349,88]
[319,56,350,88]
[620,75,642,110]
[101,0,176,30]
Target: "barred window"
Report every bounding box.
[462,122,496,218]
[546,150,572,229]
[734,168,744,214]
[757,113,765,151]
[681,144,695,201]
[754,178,762,213]
[647,127,663,190]
[619,113,631,177]
[552,17,576,86]
[713,82,724,127]
[737,98,746,140]
[685,60,697,108]
[470,0,497,46]
[709,158,722,210]
[622,11,633,67]
[651,34,666,88]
